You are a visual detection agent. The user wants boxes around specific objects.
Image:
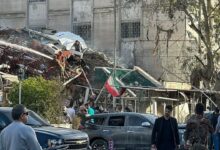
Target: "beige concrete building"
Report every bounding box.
[0,0,190,83]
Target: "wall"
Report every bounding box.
[28,1,47,28]
[0,0,26,28]
[48,0,70,31]
[0,0,190,82]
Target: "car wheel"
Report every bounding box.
[91,139,108,150]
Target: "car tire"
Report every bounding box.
[91,139,108,150]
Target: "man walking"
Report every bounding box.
[151,105,180,150]
[184,103,213,150]
[211,107,219,150]
[0,104,42,150]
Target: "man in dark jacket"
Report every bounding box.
[151,105,180,150]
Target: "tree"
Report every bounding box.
[161,0,220,89]
[125,0,220,89]
[8,77,63,123]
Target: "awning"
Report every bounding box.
[94,66,162,88]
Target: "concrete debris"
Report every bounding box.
[0,28,114,88]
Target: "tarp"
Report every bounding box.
[54,32,87,50]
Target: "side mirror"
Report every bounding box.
[141,122,151,128]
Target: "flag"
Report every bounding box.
[104,76,126,97]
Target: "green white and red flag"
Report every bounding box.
[104,76,126,97]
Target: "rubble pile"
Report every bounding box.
[0,28,113,88]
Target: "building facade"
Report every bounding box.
[0,0,190,83]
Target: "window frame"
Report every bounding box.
[121,21,141,39]
[72,23,91,41]
[108,115,125,127]
[127,115,148,127]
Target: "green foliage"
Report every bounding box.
[8,77,63,124]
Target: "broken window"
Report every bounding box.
[121,22,140,38]
[73,24,91,41]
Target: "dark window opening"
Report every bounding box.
[73,24,91,41]
[121,22,140,38]
[108,116,125,126]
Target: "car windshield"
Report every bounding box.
[26,111,50,127]
[4,110,50,127]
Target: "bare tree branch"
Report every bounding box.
[195,55,206,68]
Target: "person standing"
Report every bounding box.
[0,104,42,150]
[72,40,82,52]
[184,103,213,150]
[211,107,219,150]
[151,105,180,150]
[87,101,95,116]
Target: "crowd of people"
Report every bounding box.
[151,103,220,150]
[1,101,220,150]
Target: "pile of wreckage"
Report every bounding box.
[0,28,113,85]
[0,28,116,104]
[2,27,206,116]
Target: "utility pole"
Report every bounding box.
[114,0,117,71]
[70,0,74,32]
[18,67,25,104]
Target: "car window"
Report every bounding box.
[142,114,157,124]
[87,116,106,125]
[26,111,50,126]
[0,112,10,128]
[108,116,125,126]
[128,115,147,126]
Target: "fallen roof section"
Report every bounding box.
[94,66,163,88]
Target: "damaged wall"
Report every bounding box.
[0,0,190,83]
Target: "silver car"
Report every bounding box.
[83,112,185,150]
[82,112,157,150]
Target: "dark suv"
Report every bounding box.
[83,112,185,150]
[0,107,90,150]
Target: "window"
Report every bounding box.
[108,116,125,126]
[73,24,91,41]
[0,113,10,130]
[29,0,46,2]
[121,22,140,38]
[87,117,106,125]
[128,115,146,126]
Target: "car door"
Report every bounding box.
[84,115,105,139]
[126,114,152,150]
[102,115,128,149]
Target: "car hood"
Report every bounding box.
[34,126,88,139]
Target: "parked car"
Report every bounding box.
[82,112,185,150]
[0,107,90,150]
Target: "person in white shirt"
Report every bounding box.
[0,104,42,150]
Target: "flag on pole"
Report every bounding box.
[104,76,125,97]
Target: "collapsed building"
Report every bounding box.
[0,28,218,123]
[0,28,162,111]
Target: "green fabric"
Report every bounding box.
[88,107,95,116]
[95,67,158,88]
